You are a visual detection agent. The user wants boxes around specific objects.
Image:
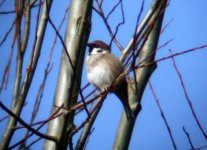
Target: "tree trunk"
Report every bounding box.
[44,0,92,149]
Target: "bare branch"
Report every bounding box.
[120,0,164,62]
[106,0,121,20]
[183,126,195,150]
[149,81,177,150]
[0,115,8,122]
[9,104,63,149]
[0,37,16,93]
[0,101,58,142]
[0,1,53,149]
[47,14,90,116]
[25,137,42,149]
[19,5,69,148]
[0,2,41,15]
[114,1,168,149]
[137,44,207,69]
[109,0,125,48]
[74,95,106,150]
[94,0,124,50]
[44,0,92,149]
[160,18,173,34]
[0,19,15,47]
[170,49,207,140]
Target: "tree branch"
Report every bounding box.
[113,1,168,149]
[44,0,92,149]
[0,101,58,142]
[0,0,53,149]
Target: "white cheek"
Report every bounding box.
[91,47,102,54]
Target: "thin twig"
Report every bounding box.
[106,0,121,20]
[72,95,106,150]
[0,101,58,142]
[170,49,207,140]
[136,44,207,69]
[94,0,124,50]
[0,2,41,15]
[183,126,195,149]
[0,1,51,149]
[0,115,8,122]
[149,81,177,150]
[15,112,63,130]
[20,5,69,148]
[9,104,63,149]
[25,137,42,149]
[0,36,16,93]
[130,0,145,93]
[120,0,165,62]
[0,19,16,47]
[109,0,125,48]
[160,18,173,34]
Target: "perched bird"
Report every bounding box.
[86,40,134,121]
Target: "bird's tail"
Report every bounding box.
[114,80,134,121]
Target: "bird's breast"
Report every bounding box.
[86,55,116,90]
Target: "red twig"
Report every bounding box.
[69,94,106,138]
[9,104,63,149]
[20,6,70,140]
[136,44,207,69]
[94,0,124,50]
[23,2,69,136]
[149,81,177,150]
[109,0,125,48]
[124,0,167,73]
[0,36,16,93]
[15,112,63,130]
[0,2,40,15]
[170,49,207,140]
[131,39,173,70]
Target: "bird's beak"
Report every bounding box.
[86,43,92,48]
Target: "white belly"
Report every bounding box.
[87,64,115,90]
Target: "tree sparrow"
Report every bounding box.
[86,40,134,121]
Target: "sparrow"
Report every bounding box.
[86,40,134,121]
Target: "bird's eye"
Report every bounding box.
[96,48,103,53]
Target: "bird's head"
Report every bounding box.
[87,40,111,55]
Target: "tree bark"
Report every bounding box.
[44,0,92,149]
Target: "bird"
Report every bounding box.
[86,40,134,121]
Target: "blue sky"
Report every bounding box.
[0,0,207,150]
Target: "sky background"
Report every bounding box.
[0,0,207,150]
